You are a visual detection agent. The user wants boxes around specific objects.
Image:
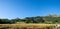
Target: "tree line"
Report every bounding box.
[0,15,60,24]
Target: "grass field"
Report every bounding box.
[0,24,56,29]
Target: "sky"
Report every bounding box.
[0,0,60,19]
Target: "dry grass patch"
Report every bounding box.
[0,24,54,29]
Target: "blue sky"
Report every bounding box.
[0,0,60,19]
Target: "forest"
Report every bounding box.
[0,14,60,24]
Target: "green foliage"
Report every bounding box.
[0,15,60,24]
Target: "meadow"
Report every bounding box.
[0,15,60,29]
[0,24,55,29]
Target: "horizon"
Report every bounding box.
[0,0,60,19]
[0,14,60,19]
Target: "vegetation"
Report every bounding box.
[0,14,60,24]
[0,24,54,29]
[0,14,60,29]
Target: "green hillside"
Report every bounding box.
[0,14,60,24]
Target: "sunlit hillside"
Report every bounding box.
[0,24,55,29]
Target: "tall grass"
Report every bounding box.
[0,24,54,29]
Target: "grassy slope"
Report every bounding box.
[0,24,56,29]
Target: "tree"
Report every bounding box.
[0,19,11,24]
[34,16,44,23]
